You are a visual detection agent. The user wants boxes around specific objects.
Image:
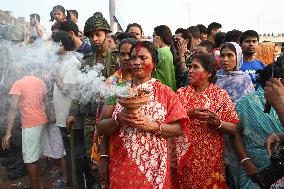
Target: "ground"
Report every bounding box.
[0,158,54,189]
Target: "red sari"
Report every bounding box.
[110,79,189,189]
[174,84,239,189]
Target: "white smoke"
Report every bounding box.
[71,63,129,105]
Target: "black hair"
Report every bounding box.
[30,13,40,22]
[52,31,75,51]
[240,30,259,44]
[175,28,191,40]
[207,22,222,36]
[196,24,207,34]
[126,23,143,35]
[51,22,61,32]
[109,35,117,44]
[116,32,137,43]
[154,25,178,66]
[59,21,79,36]
[66,10,78,21]
[118,38,138,52]
[193,54,217,83]
[187,26,200,39]
[197,40,214,53]
[49,5,65,22]
[257,56,284,88]
[130,41,158,66]
[174,28,192,51]
[214,32,226,48]
[220,42,237,56]
[225,29,242,43]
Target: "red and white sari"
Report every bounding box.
[109,78,189,189]
[174,84,239,189]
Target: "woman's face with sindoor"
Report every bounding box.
[131,45,154,79]
[188,58,211,85]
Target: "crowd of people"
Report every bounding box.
[1,4,284,189]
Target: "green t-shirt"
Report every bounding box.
[153,46,177,91]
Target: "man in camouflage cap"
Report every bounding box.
[82,12,118,78]
[65,12,119,188]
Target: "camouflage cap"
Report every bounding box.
[84,12,111,36]
[0,24,24,41]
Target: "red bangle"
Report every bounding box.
[155,122,163,136]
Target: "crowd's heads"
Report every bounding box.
[116,32,137,44]
[257,56,284,88]
[126,23,143,41]
[109,35,117,50]
[240,30,259,44]
[225,29,242,44]
[192,54,217,83]
[66,10,78,22]
[220,42,243,71]
[118,38,138,70]
[196,24,207,41]
[214,32,226,48]
[207,22,222,36]
[59,21,79,36]
[240,30,259,57]
[84,12,111,37]
[130,41,158,66]
[50,5,66,22]
[187,26,200,40]
[52,31,75,52]
[196,40,214,55]
[153,25,173,47]
[175,28,191,41]
[119,38,138,52]
[174,28,191,50]
[30,13,40,24]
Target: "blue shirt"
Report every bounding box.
[240,59,265,89]
[76,41,92,57]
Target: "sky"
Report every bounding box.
[1,0,283,36]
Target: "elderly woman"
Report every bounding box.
[216,42,255,187]
[97,41,189,188]
[235,59,284,189]
[174,54,240,189]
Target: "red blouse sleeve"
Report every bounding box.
[155,82,190,133]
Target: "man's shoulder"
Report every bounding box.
[255,59,265,67]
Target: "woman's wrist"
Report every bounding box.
[147,121,158,133]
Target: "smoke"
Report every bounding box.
[0,38,129,112]
[0,39,59,92]
[70,63,129,105]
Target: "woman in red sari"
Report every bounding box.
[97,41,189,188]
[174,54,240,189]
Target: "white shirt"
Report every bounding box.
[53,52,80,127]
